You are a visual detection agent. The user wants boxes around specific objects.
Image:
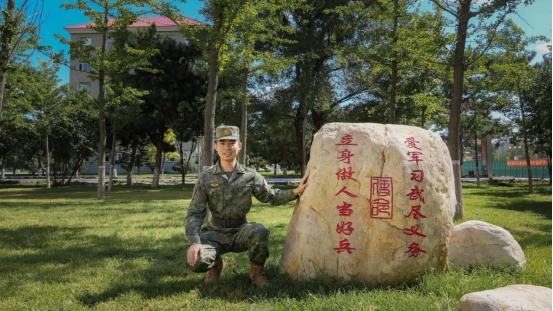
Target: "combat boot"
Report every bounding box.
[249,263,269,287]
[204,256,223,283]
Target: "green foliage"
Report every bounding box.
[125,29,206,146]
[0,62,97,182]
[0,182,550,309]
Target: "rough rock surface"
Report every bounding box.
[280,122,455,284]
[449,220,526,269]
[458,285,551,311]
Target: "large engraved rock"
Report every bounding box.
[458,285,552,311]
[281,123,455,284]
[449,220,526,269]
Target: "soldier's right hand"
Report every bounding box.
[187,244,202,267]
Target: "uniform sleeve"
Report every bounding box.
[185,177,208,244]
[252,172,298,205]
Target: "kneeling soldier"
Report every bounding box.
[185,125,308,287]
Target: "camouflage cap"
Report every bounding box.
[215,125,240,141]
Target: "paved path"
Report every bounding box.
[0,176,542,186]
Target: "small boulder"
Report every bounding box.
[449,220,525,269]
[458,284,552,311]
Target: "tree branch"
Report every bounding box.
[466,9,511,67]
[429,0,458,18]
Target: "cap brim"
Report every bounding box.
[215,136,239,141]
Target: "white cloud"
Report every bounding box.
[535,42,551,54]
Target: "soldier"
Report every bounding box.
[185,125,308,287]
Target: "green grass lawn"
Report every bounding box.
[0,182,550,310]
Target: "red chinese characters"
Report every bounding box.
[336,201,353,216]
[336,167,357,181]
[336,221,354,235]
[334,133,359,255]
[334,238,356,254]
[370,177,393,219]
[336,186,358,198]
[403,136,427,258]
[337,148,355,164]
[406,242,426,257]
[405,205,426,220]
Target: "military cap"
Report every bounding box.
[215,125,240,141]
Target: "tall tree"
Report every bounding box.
[126,29,205,188]
[61,0,153,198]
[526,51,552,182]
[0,0,42,119]
[430,0,532,219]
[488,21,540,193]
[155,0,296,169]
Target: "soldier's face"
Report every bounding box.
[214,140,242,162]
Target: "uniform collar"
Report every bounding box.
[212,161,246,175]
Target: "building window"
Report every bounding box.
[79,63,91,72]
[82,37,92,46]
[78,82,91,91]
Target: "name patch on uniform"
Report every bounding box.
[210,182,220,188]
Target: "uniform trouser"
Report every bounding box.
[191,222,270,273]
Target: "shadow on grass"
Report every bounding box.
[77,262,407,307]
[491,198,552,219]
[0,225,85,249]
[464,183,552,219]
[510,227,552,249]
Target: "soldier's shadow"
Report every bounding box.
[78,261,411,306]
[77,233,415,306]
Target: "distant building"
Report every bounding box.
[65,16,203,97]
[64,16,205,175]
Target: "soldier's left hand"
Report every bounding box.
[292,167,310,196]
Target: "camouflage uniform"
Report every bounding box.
[185,162,298,272]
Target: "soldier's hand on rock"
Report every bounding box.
[187,243,202,267]
[293,168,310,196]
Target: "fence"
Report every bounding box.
[462,160,550,178]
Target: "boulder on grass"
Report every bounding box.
[449,220,525,269]
[458,284,551,311]
[281,122,456,285]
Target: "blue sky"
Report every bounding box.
[33,0,551,84]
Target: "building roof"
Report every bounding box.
[65,16,205,31]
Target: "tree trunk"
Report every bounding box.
[0,71,6,120]
[239,66,249,165]
[294,104,307,175]
[126,144,137,186]
[152,137,163,188]
[239,99,248,165]
[523,132,533,193]
[388,0,399,124]
[485,135,493,178]
[45,132,51,189]
[201,47,220,169]
[519,90,533,193]
[0,160,4,179]
[0,0,15,120]
[311,109,325,131]
[184,138,196,185]
[474,134,480,188]
[273,163,277,176]
[179,141,185,185]
[420,109,426,128]
[66,159,83,185]
[161,152,165,180]
[96,17,108,199]
[108,130,116,192]
[448,0,471,220]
